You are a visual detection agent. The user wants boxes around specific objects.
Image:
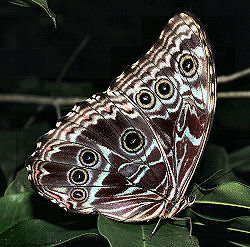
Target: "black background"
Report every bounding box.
[1,0,250,151]
[1,1,250,82]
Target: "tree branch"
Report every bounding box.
[217,67,250,83]
[56,35,91,83]
[0,94,84,105]
[0,67,250,110]
[218,91,250,98]
[21,35,91,128]
[1,91,250,109]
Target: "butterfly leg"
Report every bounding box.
[143,216,163,241]
[171,216,199,247]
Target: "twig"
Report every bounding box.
[0,67,250,112]
[218,91,250,98]
[0,94,84,105]
[54,103,62,119]
[56,35,91,83]
[22,35,91,128]
[1,90,250,108]
[23,104,45,130]
[217,67,250,83]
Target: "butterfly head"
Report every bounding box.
[163,194,196,219]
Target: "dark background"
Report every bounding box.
[1,1,250,82]
[1,0,250,144]
[0,0,249,246]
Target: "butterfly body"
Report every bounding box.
[26,12,216,224]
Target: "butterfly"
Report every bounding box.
[26,11,216,238]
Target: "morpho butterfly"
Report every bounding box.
[26,11,216,240]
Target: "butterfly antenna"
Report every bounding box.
[144,217,163,241]
[191,168,224,193]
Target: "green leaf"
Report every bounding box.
[186,182,250,245]
[187,181,250,232]
[98,214,199,247]
[229,145,250,164]
[187,181,250,246]
[227,241,249,247]
[0,122,50,193]
[9,0,56,28]
[5,168,32,195]
[0,131,19,187]
[226,217,250,246]
[194,144,250,189]
[0,192,35,233]
[0,191,101,246]
[189,214,250,246]
[226,216,250,234]
[195,182,250,209]
[197,145,234,186]
[1,171,101,246]
[98,182,250,246]
[9,0,30,7]
[0,219,98,247]
[229,145,250,179]
[1,190,98,231]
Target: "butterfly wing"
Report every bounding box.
[108,11,216,209]
[26,92,168,221]
[26,12,216,222]
[168,12,216,201]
